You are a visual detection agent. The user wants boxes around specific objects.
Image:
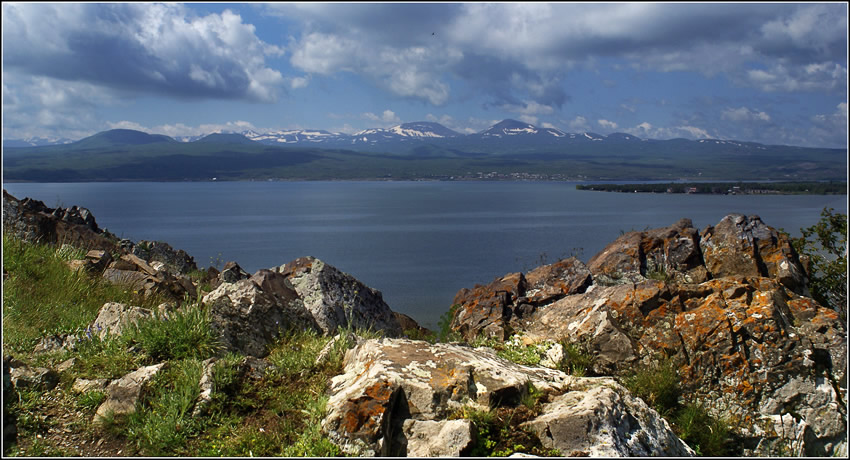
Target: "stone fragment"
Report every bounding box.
[219,261,250,283]
[91,302,154,339]
[94,363,164,422]
[402,419,475,457]
[9,366,59,391]
[72,378,109,393]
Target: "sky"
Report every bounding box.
[2,2,848,148]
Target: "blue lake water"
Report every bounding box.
[4,181,846,329]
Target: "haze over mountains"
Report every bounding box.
[0,119,808,151]
[3,118,846,183]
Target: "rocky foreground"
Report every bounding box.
[3,190,847,456]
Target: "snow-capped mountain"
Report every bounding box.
[244,129,348,145]
[478,119,567,139]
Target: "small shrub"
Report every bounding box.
[124,359,205,456]
[76,390,107,411]
[621,358,680,416]
[129,304,222,362]
[559,341,594,377]
[674,403,731,457]
[437,304,463,342]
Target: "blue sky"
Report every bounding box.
[2,2,847,147]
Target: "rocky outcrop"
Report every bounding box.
[451,258,592,342]
[202,258,408,357]
[450,214,846,456]
[2,190,119,252]
[276,257,403,337]
[588,218,708,285]
[321,338,694,457]
[700,214,808,295]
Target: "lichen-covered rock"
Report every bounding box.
[699,214,808,295]
[587,218,708,285]
[322,338,692,457]
[525,257,593,305]
[451,214,846,456]
[276,257,403,337]
[451,272,525,341]
[202,271,319,357]
[520,276,846,456]
[131,240,198,275]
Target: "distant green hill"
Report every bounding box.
[2,129,846,182]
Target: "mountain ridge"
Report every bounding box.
[3,119,822,150]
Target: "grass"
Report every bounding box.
[2,232,349,457]
[2,233,165,355]
[620,358,733,456]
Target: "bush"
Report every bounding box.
[129,304,223,362]
[621,358,680,416]
[792,207,847,323]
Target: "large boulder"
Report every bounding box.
[321,338,693,457]
[202,270,319,357]
[275,257,403,337]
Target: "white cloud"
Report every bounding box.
[362,110,402,126]
[567,116,590,132]
[625,122,712,140]
[597,119,618,130]
[105,120,259,138]
[2,3,286,102]
[721,107,771,122]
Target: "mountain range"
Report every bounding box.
[2,119,775,151]
[2,120,846,182]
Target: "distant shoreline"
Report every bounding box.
[576,181,847,195]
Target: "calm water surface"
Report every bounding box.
[4,181,846,329]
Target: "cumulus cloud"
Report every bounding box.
[597,119,619,130]
[625,122,712,140]
[362,110,402,126]
[105,120,259,138]
[2,3,285,102]
[276,1,845,117]
[567,116,591,132]
[721,107,771,122]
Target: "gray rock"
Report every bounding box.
[276,257,403,337]
[321,338,691,457]
[91,302,154,339]
[94,363,164,422]
[9,366,59,391]
[523,383,694,457]
[202,277,318,357]
[192,358,218,417]
[219,261,250,283]
[402,419,475,457]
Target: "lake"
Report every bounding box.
[3,181,846,329]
